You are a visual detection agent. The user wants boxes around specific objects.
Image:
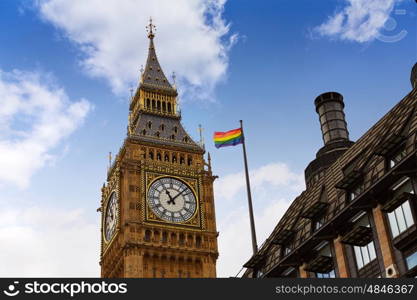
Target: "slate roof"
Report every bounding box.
[244,87,417,275]
[131,112,203,153]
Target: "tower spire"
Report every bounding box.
[139,18,176,93]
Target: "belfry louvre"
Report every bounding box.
[243,63,417,278]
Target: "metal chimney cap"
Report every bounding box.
[314,92,344,113]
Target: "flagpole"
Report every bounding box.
[240,120,258,255]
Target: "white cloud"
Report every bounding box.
[0,69,91,188]
[214,162,304,277]
[35,0,236,100]
[215,162,303,201]
[315,0,403,43]
[0,206,99,277]
[217,200,291,277]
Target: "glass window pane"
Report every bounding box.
[388,211,399,238]
[395,207,407,233]
[406,251,417,270]
[354,246,364,269]
[368,242,376,261]
[361,245,370,265]
[402,201,414,228]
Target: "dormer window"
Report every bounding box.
[349,183,363,201]
[160,124,165,131]
[313,215,326,231]
[388,143,407,169]
[384,178,416,241]
[174,126,178,133]
[304,241,335,278]
[283,246,292,256]
[142,129,146,135]
[147,121,152,129]
[341,212,376,271]
[155,131,160,138]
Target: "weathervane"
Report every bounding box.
[146,17,156,39]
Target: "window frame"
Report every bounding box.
[386,142,407,170]
[385,177,417,244]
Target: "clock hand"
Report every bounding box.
[171,189,188,201]
[165,190,175,205]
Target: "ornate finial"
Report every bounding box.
[198,124,205,149]
[146,17,156,39]
[171,71,177,89]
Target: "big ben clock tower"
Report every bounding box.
[99,20,219,278]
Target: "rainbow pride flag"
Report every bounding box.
[213,128,243,148]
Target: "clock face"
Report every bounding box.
[147,177,197,223]
[104,192,118,242]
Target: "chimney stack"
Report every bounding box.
[314,92,349,145]
[304,92,354,186]
[411,63,417,89]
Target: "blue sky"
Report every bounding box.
[0,0,416,277]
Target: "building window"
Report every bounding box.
[354,241,377,270]
[349,183,363,201]
[316,270,335,278]
[313,242,336,278]
[283,246,292,256]
[388,144,407,169]
[313,214,325,231]
[405,250,417,270]
[346,212,377,270]
[144,230,151,242]
[388,201,414,238]
[387,178,415,238]
[162,232,168,243]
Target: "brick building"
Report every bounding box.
[243,63,417,278]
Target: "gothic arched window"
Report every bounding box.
[144,230,151,242]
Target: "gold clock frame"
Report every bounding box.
[144,173,202,230]
[102,189,120,245]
